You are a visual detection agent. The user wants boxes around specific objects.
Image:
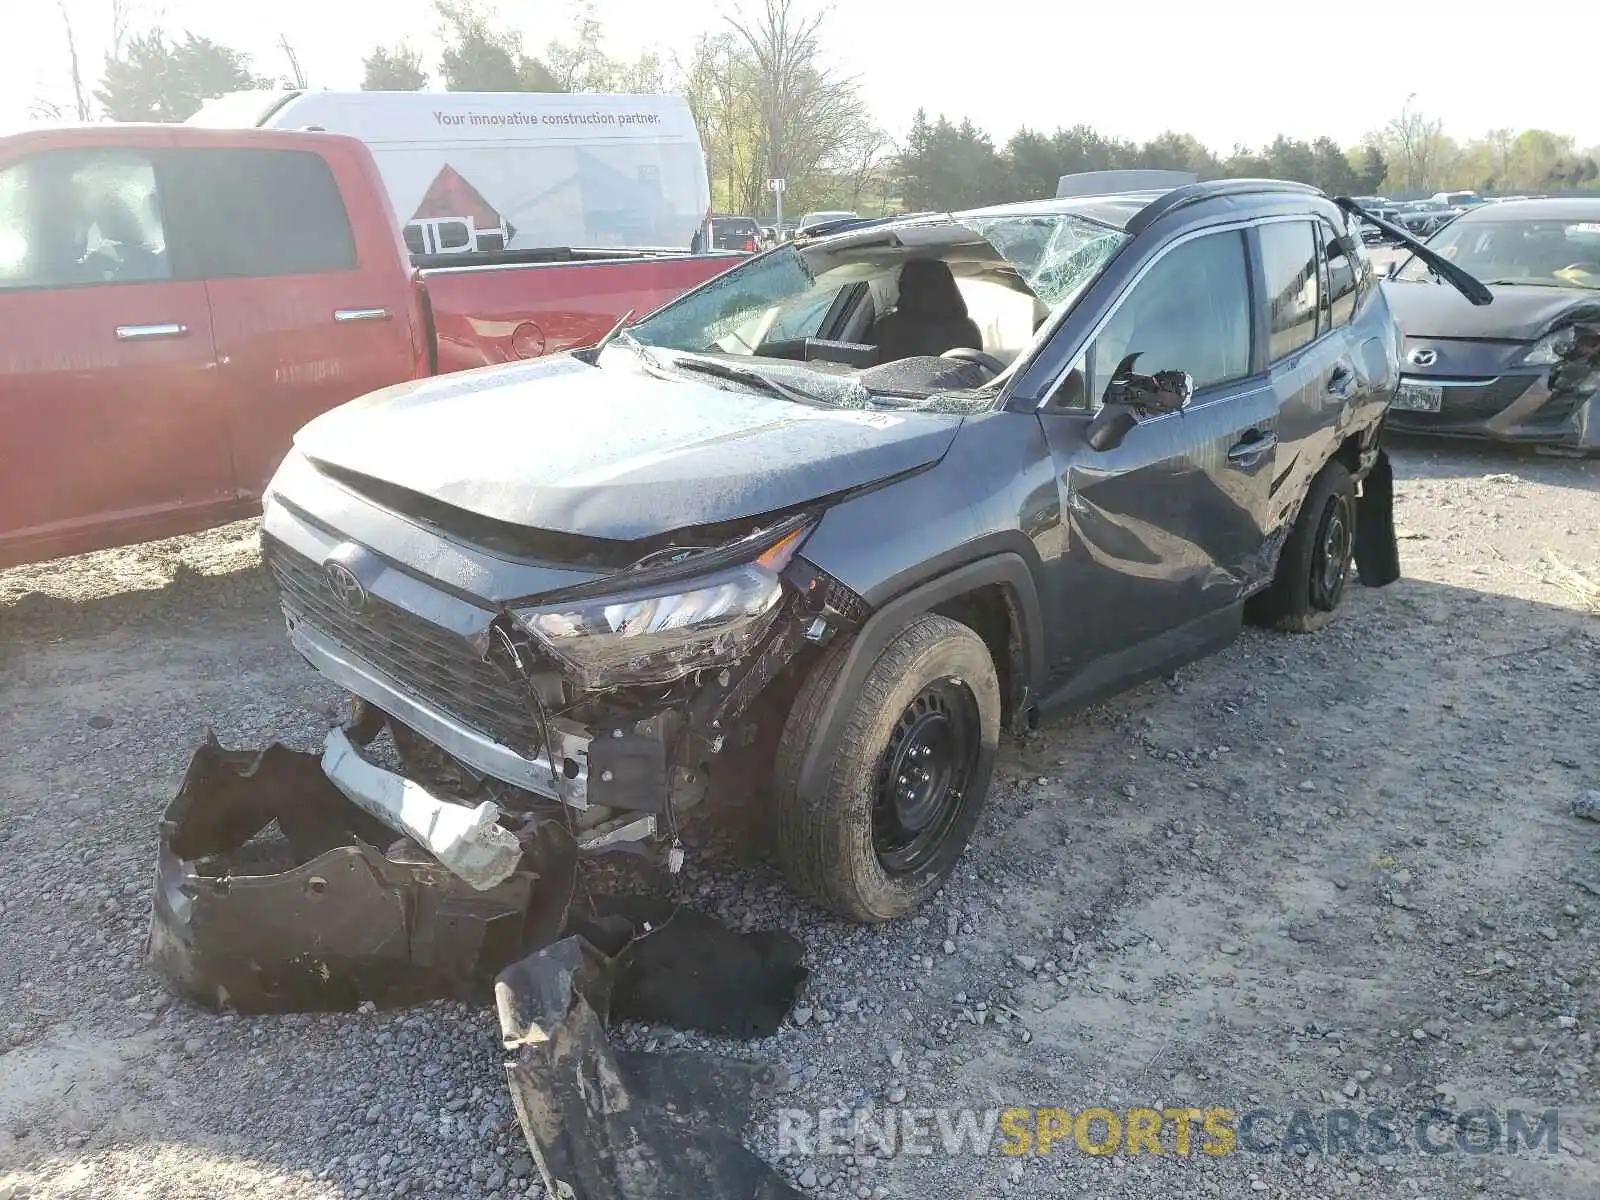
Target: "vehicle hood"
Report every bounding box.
[1382,280,1598,342]
[293,353,963,540]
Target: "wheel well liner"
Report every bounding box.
[792,554,1043,807]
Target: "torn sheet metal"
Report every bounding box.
[496,933,805,1200]
[321,726,524,891]
[148,733,575,1013]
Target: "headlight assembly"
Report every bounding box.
[1522,327,1576,367]
[513,524,809,688]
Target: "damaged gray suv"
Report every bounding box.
[262,177,1486,922]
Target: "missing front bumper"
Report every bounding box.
[147,733,576,1013]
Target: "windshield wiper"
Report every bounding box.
[1478,278,1595,289]
[655,354,830,406]
[572,309,636,365]
[1335,197,1492,306]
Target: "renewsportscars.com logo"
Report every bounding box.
[775,1105,1564,1159]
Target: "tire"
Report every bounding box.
[771,613,1001,922]
[1248,459,1358,634]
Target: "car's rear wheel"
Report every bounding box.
[1248,460,1357,634]
[771,613,1000,922]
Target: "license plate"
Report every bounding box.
[1393,383,1443,413]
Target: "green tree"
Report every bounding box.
[96,30,271,122]
[1348,144,1388,193]
[1131,131,1219,176]
[1308,137,1357,194]
[435,0,562,92]
[362,43,429,90]
[897,112,1003,211]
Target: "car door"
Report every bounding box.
[158,143,417,497]
[1035,226,1280,680]
[0,141,230,564]
[1254,218,1352,510]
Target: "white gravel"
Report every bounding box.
[1,439,1597,1200]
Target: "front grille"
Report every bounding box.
[263,537,542,753]
[1392,376,1532,427]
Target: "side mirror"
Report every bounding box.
[1086,403,1139,452]
[1103,353,1193,415]
[1084,354,1193,453]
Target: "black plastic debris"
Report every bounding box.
[496,933,806,1200]
[577,895,809,1038]
[1354,447,1400,588]
[148,733,575,1013]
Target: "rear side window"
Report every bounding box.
[0,150,170,290]
[1319,219,1358,331]
[160,148,356,278]
[1258,221,1319,360]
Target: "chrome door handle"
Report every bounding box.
[115,323,187,341]
[334,308,391,323]
[1226,430,1278,467]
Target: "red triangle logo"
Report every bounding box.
[411,165,506,229]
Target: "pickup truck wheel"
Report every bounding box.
[771,613,1000,922]
[1250,460,1357,634]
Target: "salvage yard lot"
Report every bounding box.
[1,440,1597,1200]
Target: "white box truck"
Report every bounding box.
[189,90,712,255]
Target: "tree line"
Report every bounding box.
[36,1,1600,217]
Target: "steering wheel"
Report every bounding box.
[940,347,1007,376]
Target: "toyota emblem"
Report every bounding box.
[1408,348,1438,367]
[323,561,368,612]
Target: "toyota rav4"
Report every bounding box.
[261,178,1485,922]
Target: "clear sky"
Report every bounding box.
[5,0,1598,152]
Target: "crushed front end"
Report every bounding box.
[262,452,869,867]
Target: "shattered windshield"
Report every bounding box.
[625,213,1127,409]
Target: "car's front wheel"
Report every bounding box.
[771,613,1001,922]
[1249,459,1357,633]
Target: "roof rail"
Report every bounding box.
[1055,169,1198,198]
[1126,178,1324,235]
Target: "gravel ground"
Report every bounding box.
[1,439,1597,1200]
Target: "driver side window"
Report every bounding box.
[1083,230,1251,407]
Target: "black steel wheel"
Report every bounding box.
[872,679,982,875]
[771,612,1002,922]
[1308,490,1355,613]
[1246,458,1359,634]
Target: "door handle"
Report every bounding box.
[115,323,187,341]
[1226,430,1278,467]
[334,308,391,323]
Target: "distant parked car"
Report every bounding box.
[1383,197,1600,454]
[1393,200,1459,238]
[1431,190,1488,210]
[1348,196,1402,245]
[795,210,859,237]
[710,215,764,253]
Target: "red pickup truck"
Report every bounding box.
[0,124,738,567]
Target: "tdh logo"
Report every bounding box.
[405,165,515,255]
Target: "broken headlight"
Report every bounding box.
[513,526,808,688]
[1521,327,1577,367]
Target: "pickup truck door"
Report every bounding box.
[0,140,232,565]
[158,142,419,496]
[1034,227,1278,689]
